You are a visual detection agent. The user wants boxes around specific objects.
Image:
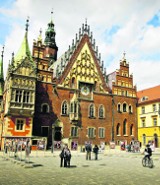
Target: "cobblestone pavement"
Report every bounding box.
[0,149,160,185]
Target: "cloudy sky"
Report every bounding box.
[0,0,160,90]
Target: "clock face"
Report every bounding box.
[81,85,90,96]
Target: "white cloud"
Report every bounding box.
[0,0,160,91]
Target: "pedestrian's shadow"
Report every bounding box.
[68,165,77,168]
[32,164,43,167]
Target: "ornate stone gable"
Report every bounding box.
[59,36,109,93]
[12,57,36,77]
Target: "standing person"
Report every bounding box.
[65,146,71,167]
[59,147,65,167]
[93,145,99,160]
[85,142,92,160]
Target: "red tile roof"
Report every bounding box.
[137,85,160,104]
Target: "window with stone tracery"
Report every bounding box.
[61,101,68,115]
[99,105,105,118]
[15,90,22,102]
[89,104,95,118]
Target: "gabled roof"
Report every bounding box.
[50,21,108,91]
[137,85,160,104]
[14,31,32,67]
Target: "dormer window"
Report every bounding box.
[141,96,148,102]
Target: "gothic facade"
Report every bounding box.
[0,16,137,150]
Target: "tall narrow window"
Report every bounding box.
[23,91,30,103]
[71,77,75,88]
[123,119,127,135]
[116,123,120,135]
[88,128,95,138]
[117,104,121,112]
[71,127,78,137]
[142,134,146,145]
[153,104,156,112]
[123,103,127,112]
[98,128,105,138]
[15,119,24,131]
[141,119,145,127]
[62,101,68,115]
[153,117,157,126]
[141,107,145,114]
[130,124,133,135]
[99,105,104,118]
[129,105,132,113]
[89,104,95,118]
[15,90,22,102]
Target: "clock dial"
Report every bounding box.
[81,85,90,96]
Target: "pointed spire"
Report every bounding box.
[0,46,4,96]
[51,8,54,23]
[37,28,42,42]
[14,17,32,67]
[123,51,126,60]
[0,46,4,80]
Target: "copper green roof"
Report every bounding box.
[14,31,32,67]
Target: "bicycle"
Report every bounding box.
[142,156,153,168]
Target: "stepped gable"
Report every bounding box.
[51,20,109,92]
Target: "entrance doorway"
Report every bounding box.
[54,127,62,141]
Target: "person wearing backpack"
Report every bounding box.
[144,144,152,160]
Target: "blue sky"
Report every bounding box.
[0,0,160,90]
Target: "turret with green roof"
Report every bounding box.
[12,17,33,69]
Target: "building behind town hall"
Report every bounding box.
[0,15,138,151]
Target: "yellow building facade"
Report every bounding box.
[137,85,160,148]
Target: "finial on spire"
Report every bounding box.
[25,16,29,32]
[123,51,126,59]
[1,45,4,60]
[85,18,87,25]
[51,8,54,21]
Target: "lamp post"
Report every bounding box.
[51,124,54,153]
[80,126,83,152]
[111,96,115,142]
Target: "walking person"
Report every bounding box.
[93,145,99,160]
[65,146,71,168]
[59,147,65,167]
[85,142,92,160]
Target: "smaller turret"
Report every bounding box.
[44,11,58,61]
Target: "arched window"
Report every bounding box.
[41,103,49,113]
[62,101,68,115]
[116,123,120,135]
[123,103,127,112]
[71,77,75,88]
[99,105,104,118]
[89,104,95,118]
[117,103,121,113]
[130,124,133,135]
[129,105,132,113]
[123,119,127,135]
